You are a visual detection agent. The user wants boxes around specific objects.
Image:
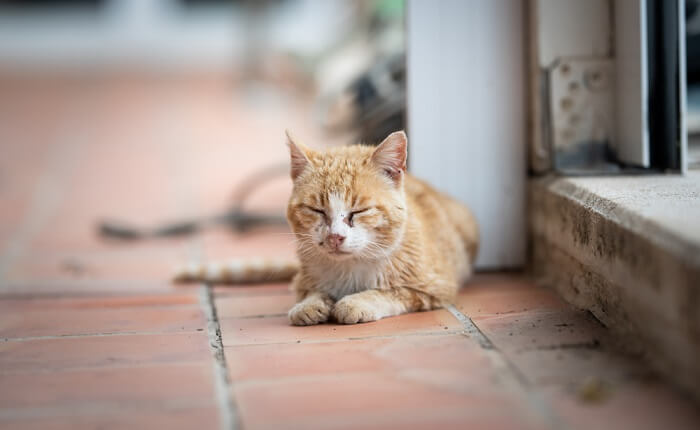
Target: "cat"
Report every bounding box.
[175,130,479,325]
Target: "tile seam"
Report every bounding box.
[446,304,569,430]
[199,284,238,430]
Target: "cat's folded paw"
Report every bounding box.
[288,299,330,326]
[332,297,379,324]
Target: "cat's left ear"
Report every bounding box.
[371,131,407,184]
[286,130,312,180]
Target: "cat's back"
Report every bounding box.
[404,173,479,265]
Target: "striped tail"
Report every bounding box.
[174,258,298,284]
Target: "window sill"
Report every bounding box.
[529,171,700,400]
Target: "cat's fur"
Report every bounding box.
[175,130,478,325]
[285,130,478,325]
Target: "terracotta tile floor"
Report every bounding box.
[1,75,698,430]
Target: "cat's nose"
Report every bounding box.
[327,234,345,249]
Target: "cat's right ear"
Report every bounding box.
[286,130,311,180]
[372,131,407,184]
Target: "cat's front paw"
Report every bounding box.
[288,299,331,326]
[332,297,379,324]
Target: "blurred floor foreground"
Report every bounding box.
[0,75,699,430]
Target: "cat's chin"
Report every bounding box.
[325,249,354,260]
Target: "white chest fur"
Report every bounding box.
[309,260,386,301]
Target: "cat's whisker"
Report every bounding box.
[361,240,393,260]
[287,235,314,243]
[295,241,320,257]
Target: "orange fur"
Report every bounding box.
[286,130,478,325]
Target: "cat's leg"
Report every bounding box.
[288,291,334,326]
[332,288,437,324]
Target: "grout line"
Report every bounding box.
[446,304,494,349]
[446,304,568,430]
[199,284,238,430]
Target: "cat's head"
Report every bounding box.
[286,131,408,261]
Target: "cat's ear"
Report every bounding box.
[371,131,407,183]
[286,130,312,180]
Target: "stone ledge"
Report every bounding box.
[529,172,700,401]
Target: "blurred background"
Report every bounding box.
[0,0,409,281]
[0,0,406,145]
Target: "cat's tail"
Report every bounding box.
[173,258,298,284]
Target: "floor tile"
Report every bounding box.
[5,247,191,283]
[0,363,216,411]
[285,408,543,430]
[457,273,570,317]
[544,380,700,430]
[0,294,198,311]
[233,372,530,430]
[0,332,211,372]
[473,309,608,352]
[213,282,292,297]
[0,406,220,430]
[216,293,295,318]
[508,346,651,387]
[219,310,462,347]
[0,304,206,338]
[226,334,488,381]
[0,280,188,296]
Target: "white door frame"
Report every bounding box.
[406,0,527,269]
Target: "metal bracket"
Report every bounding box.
[548,58,620,174]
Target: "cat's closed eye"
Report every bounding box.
[347,208,370,227]
[304,206,327,219]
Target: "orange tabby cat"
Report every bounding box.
[285,130,478,325]
[175,130,479,325]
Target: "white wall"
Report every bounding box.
[407,0,526,269]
